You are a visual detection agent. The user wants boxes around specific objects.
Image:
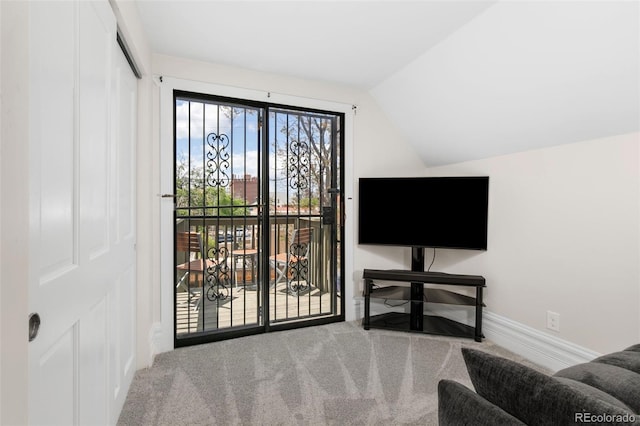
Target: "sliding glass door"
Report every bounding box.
[173,91,344,346]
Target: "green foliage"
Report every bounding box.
[175,157,248,217]
[296,197,320,209]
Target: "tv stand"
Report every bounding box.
[362,249,486,341]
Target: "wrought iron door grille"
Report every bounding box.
[174,94,262,338]
[173,91,344,347]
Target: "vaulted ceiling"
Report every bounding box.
[136,0,639,166]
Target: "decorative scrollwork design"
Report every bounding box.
[287,241,309,295]
[206,283,228,301]
[288,140,310,190]
[289,241,308,258]
[289,258,309,281]
[208,246,229,264]
[206,132,231,188]
[204,246,229,301]
[205,271,229,301]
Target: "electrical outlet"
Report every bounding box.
[547,311,560,332]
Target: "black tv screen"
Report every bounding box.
[358,176,489,250]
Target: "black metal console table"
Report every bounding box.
[363,268,486,342]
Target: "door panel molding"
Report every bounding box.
[27,1,138,423]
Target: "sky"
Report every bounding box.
[175,98,338,204]
[175,99,261,180]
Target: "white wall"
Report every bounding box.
[372,0,638,167]
[426,133,640,355]
[0,2,30,424]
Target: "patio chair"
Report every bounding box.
[176,231,229,311]
[269,227,313,295]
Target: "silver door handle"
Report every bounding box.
[159,194,177,198]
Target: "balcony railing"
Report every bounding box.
[175,215,337,335]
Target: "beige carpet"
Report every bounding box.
[118,321,546,425]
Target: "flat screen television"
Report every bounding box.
[358,176,489,250]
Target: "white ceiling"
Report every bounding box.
[135,0,496,89]
[136,0,639,167]
[372,0,640,166]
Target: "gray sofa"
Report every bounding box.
[438,344,640,425]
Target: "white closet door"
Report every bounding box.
[27,1,137,424]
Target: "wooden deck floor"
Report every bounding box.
[176,281,337,335]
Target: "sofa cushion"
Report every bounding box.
[554,362,640,413]
[554,377,633,411]
[462,348,637,426]
[625,344,640,352]
[438,379,526,426]
[593,350,640,375]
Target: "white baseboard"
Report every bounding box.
[427,305,601,372]
[482,311,601,372]
[148,322,164,366]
